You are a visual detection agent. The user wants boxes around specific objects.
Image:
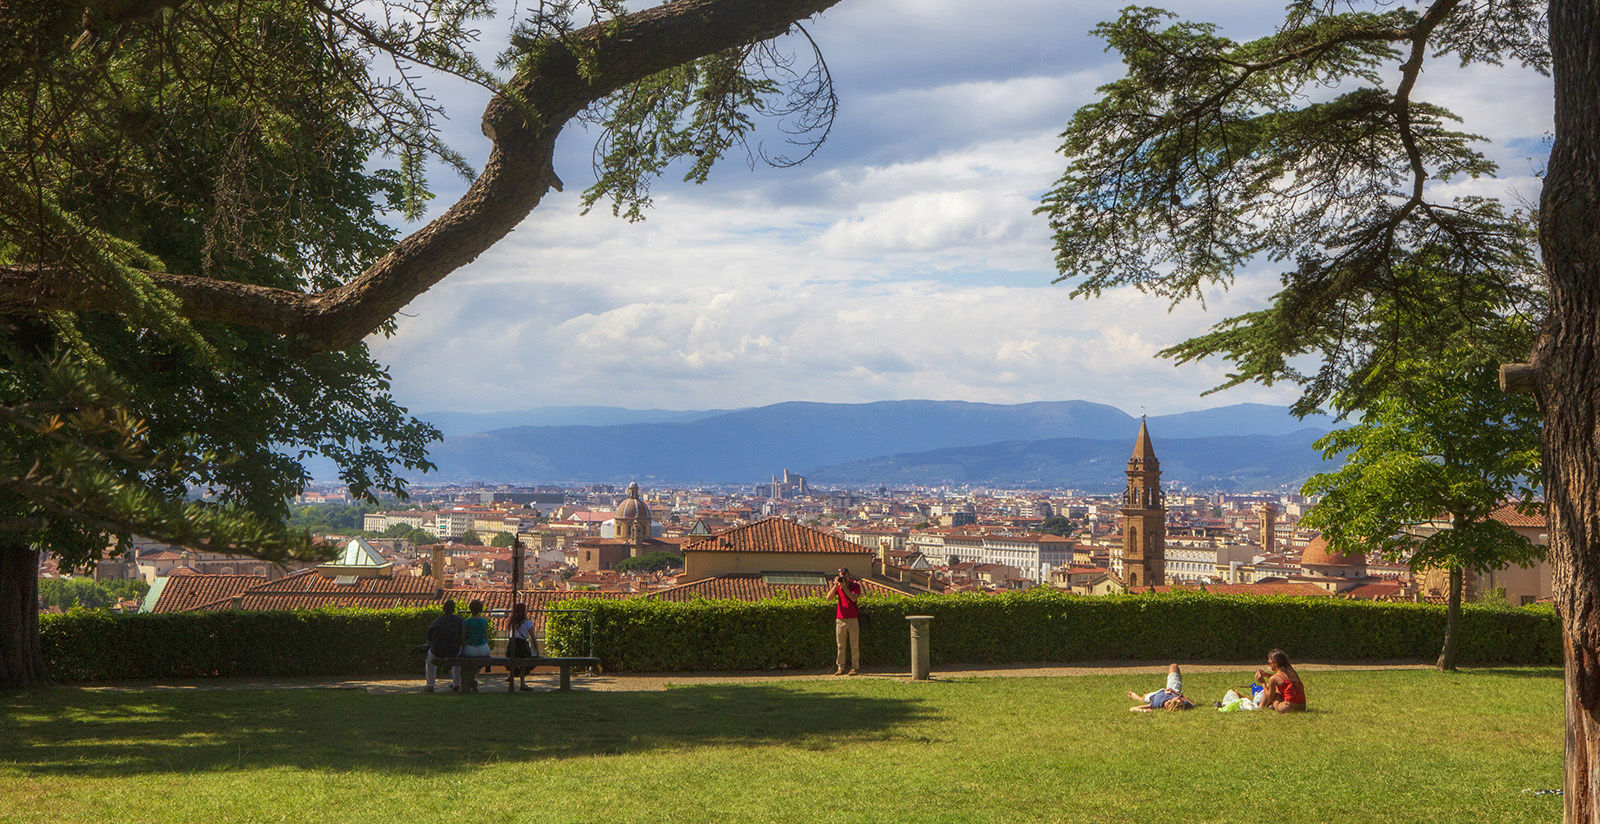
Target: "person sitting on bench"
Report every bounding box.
[459,599,492,692]
[424,599,464,694]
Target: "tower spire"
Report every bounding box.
[1130,416,1159,469]
[1119,418,1166,588]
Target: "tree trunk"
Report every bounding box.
[0,544,49,689]
[1540,1,1600,821]
[1437,566,1461,671]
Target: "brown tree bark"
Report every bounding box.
[0,545,49,688]
[1438,565,1461,671]
[1539,1,1600,820]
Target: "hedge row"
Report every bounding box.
[542,590,1560,672]
[37,591,1559,682]
[40,608,436,682]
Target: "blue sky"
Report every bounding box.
[366,0,1553,417]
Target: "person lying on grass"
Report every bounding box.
[1254,649,1307,713]
[1128,663,1195,712]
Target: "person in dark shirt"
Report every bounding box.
[425,599,465,693]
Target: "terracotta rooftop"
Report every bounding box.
[149,574,267,613]
[1489,502,1545,528]
[1342,581,1405,600]
[645,573,907,602]
[442,589,632,634]
[185,568,440,611]
[1132,582,1334,597]
[682,518,871,555]
[1299,535,1367,568]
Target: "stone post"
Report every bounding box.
[906,615,934,680]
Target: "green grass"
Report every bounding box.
[0,668,1563,823]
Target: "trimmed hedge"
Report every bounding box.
[36,591,1559,681]
[542,590,1560,672]
[40,607,437,682]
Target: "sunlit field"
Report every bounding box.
[0,668,1562,824]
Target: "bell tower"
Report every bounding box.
[1120,417,1166,588]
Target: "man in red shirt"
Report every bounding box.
[826,568,862,675]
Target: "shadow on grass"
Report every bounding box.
[0,684,931,778]
[1458,666,1562,679]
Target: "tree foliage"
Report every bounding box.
[1039,515,1076,537]
[1298,344,1541,672]
[614,550,682,574]
[0,0,843,576]
[1038,2,1546,416]
[1301,352,1543,575]
[37,576,148,611]
[489,532,518,548]
[288,504,378,535]
[0,0,460,573]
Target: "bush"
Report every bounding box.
[39,591,1559,681]
[543,590,1559,672]
[40,607,438,682]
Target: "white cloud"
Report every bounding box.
[369,1,1554,420]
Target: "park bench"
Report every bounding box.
[432,655,601,692]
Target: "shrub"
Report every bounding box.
[543,590,1559,672]
[39,607,437,682]
[39,591,1559,681]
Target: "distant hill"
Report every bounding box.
[1148,403,1337,438]
[406,399,1336,486]
[415,406,738,437]
[803,429,1337,492]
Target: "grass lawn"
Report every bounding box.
[0,667,1563,824]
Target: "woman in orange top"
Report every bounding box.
[1255,649,1307,713]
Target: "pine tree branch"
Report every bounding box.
[0,0,841,352]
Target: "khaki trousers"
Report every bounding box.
[835,617,860,671]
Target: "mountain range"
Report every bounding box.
[391,400,1339,491]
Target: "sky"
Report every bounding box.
[365,0,1553,417]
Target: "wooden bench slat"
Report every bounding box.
[429,655,600,691]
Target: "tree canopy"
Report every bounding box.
[1300,343,1542,669]
[1039,515,1076,537]
[0,0,843,687]
[615,551,682,574]
[1038,2,1545,416]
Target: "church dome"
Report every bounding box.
[1299,535,1365,568]
[615,481,650,522]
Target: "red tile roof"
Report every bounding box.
[1342,581,1405,600]
[645,573,907,602]
[1489,502,1545,528]
[682,518,871,555]
[150,574,267,613]
[443,589,632,633]
[1132,583,1334,597]
[199,568,440,611]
